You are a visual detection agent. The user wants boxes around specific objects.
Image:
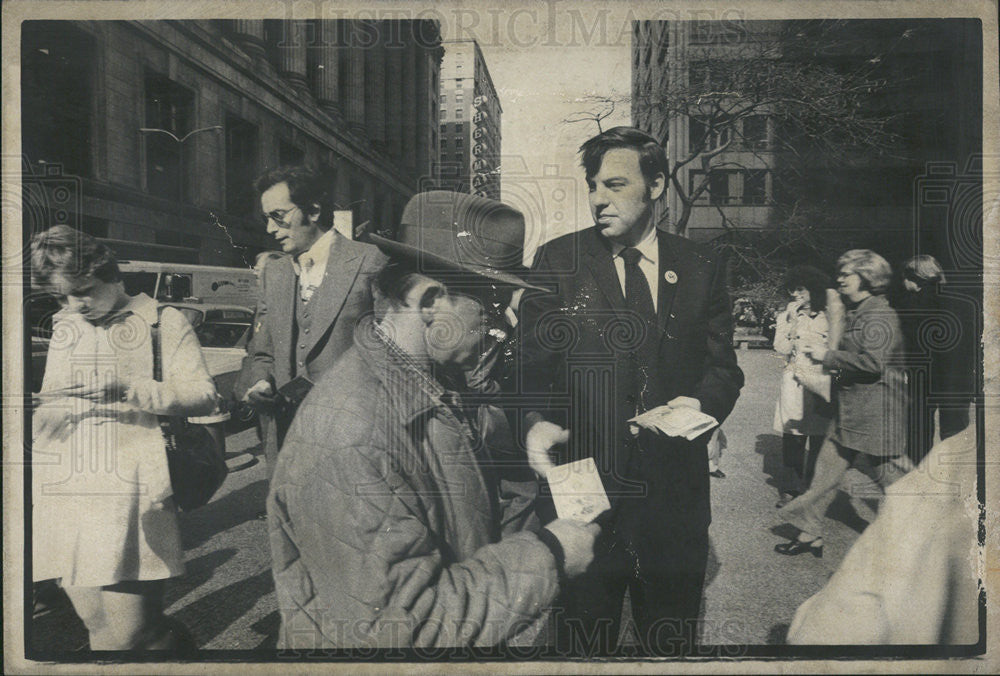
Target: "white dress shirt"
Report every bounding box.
[610,227,660,311]
[292,229,337,302]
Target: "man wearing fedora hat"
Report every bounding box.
[516,127,744,655]
[267,190,600,649]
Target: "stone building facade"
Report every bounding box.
[21,19,443,265]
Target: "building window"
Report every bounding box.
[741,115,768,150]
[225,114,259,216]
[145,72,195,201]
[689,115,731,151]
[455,123,463,134]
[279,139,304,166]
[456,108,464,119]
[22,22,96,178]
[690,169,770,205]
[456,79,464,88]
[744,169,767,205]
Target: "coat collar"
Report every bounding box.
[60,292,160,328]
[355,316,451,425]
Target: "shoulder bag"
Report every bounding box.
[151,307,229,511]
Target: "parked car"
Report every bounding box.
[28,295,257,430]
[162,302,257,429]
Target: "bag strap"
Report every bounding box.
[151,306,164,382]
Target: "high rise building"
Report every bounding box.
[630,18,982,264]
[436,39,501,200]
[21,19,443,265]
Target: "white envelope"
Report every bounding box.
[544,457,611,522]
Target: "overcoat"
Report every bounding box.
[516,226,743,569]
[268,319,560,648]
[822,294,908,457]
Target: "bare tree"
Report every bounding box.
[562,94,618,133]
[632,19,913,239]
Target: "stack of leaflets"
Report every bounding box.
[628,404,719,440]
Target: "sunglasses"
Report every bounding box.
[261,206,301,228]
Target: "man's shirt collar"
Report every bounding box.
[609,226,659,263]
[291,228,337,276]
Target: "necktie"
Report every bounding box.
[621,247,657,410]
[300,257,317,302]
[621,247,655,323]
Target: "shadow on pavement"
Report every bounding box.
[165,548,239,609]
[172,569,275,649]
[754,433,793,498]
[767,622,789,645]
[251,611,280,649]
[178,479,269,550]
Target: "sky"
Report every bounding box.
[438,5,633,259]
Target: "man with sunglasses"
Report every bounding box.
[236,165,386,480]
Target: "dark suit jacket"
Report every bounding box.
[516,226,743,551]
[236,233,387,459]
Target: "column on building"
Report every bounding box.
[364,20,387,151]
[309,20,340,118]
[415,41,431,186]
[400,21,418,178]
[230,20,267,61]
[342,20,367,136]
[384,22,404,160]
[274,20,309,95]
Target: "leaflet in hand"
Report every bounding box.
[544,458,611,523]
[628,405,718,440]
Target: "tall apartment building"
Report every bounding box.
[437,39,502,200]
[21,19,443,265]
[630,19,982,266]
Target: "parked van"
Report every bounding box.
[118,261,259,307]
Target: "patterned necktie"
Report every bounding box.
[300,257,317,303]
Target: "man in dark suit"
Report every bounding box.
[516,127,744,655]
[236,165,386,479]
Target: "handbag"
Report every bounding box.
[151,307,228,511]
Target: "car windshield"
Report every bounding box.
[195,321,250,348]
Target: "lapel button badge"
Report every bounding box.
[664,270,678,284]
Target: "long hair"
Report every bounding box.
[784,265,832,312]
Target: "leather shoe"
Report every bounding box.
[709,469,726,479]
[774,538,822,558]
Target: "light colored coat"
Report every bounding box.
[33,294,215,586]
[772,303,833,436]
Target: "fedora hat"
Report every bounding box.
[365,190,548,292]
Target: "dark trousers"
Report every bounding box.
[781,434,824,490]
[907,392,970,465]
[552,525,708,656]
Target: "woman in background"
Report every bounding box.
[31,225,217,650]
[771,265,836,506]
[775,250,910,557]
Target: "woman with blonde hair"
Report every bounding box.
[775,249,911,557]
[31,225,217,650]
